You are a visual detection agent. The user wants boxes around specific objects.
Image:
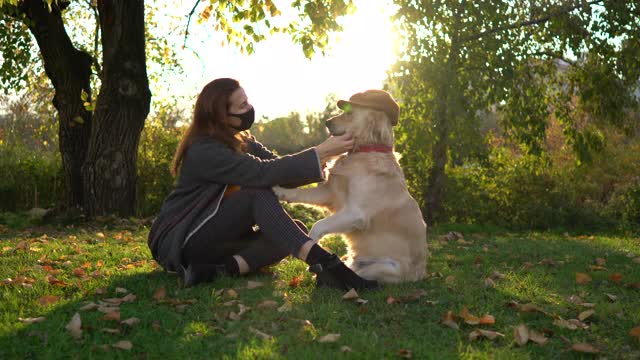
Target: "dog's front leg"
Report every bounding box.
[272,185,333,207]
[309,207,366,241]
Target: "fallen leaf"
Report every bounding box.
[120,293,136,303]
[249,327,272,340]
[398,348,412,358]
[441,311,459,330]
[257,300,279,309]
[514,324,529,346]
[633,257,640,264]
[72,268,86,277]
[318,333,341,343]
[605,293,618,302]
[445,275,456,284]
[469,329,505,341]
[112,340,133,350]
[289,276,302,288]
[340,346,352,353]
[459,307,480,325]
[152,321,161,331]
[246,281,263,289]
[237,304,251,316]
[13,240,29,252]
[224,289,238,299]
[115,287,128,294]
[529,329,548,345]
[342,288,359,300]
[479,314,495,325]
[595,258,606,266]
[45,274,68,287]
[66,313,82,339]
[38,295,60,306]
[578,310,595,321]
[484,277,496,288]
[489,271,506,280]
[96,232,105,239]
[228,312,241,321]
[571,342,599,354]
[95,287,107,295]
[609,273,623,284]
[575,272,592,284]
[103,311,121,321]
[553,317,578,330]
[18,317,46,324]
[120,317,140,327]
[629,326,640,339]
[79,302,99,311]
[152,286,166,301]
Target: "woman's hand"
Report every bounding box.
[315,133,354,163]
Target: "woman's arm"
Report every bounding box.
[183,140,324,188]
[246,135,278,160]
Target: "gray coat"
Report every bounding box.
[147,135,323,273]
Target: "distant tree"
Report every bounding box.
[389,0,640,223]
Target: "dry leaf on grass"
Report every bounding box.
[246,281,263,289]
[398,349,412,358]
[469,329,505,341]
[153,286,166,301]
[18,317,45,324]
[609,273,623,284]
[630,326,640,339]
[571,342,599,354]
[605,293,618,302]
[249,327,272,340]
[318,333,341,343]
[514,324,529,346]
[578,310,595,321]
[66,313,82,339]
[257,300,278,309]
[101,328,120,334]
[38,295,60,306]
[575,272,592,284]
[79,302,98,311]
[224,289,238,299]
[459,307,480,325]
[441,311,459,330]
[289,276,302,288]
[341,346,352,353]
[103,311,121,321]
[112,340,133,350]
[121,317,140,327]
[595,258,606,266]
[484,278,496,288]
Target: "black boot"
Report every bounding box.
[308,254,379,291]
[182,256,241,287]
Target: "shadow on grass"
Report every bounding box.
[2,231,639,359]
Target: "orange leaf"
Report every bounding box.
[38,295,60,306]
[575,272,592,284]
[479,314,495,325]
[571,342,599,354]
[103,311,121,321]
[609,273,623,284]
[288,276,301,288]
[630,326,640,339]
[459,307,480,325]
[73,268,86,277]
[152,286,166,301]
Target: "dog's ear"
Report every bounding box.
[370,111,394,144]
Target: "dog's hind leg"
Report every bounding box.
[355,262,403,283]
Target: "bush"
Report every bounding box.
[0,142,62,211]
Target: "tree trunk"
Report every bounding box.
[21,0,93,211]
[82,0,151,216]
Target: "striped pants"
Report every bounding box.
[182,187,311,271]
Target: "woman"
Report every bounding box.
[147,78,378,291]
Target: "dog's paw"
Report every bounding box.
[272,186,290,201]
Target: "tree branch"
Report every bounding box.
[183,0,201,48]
[461,0,604,44]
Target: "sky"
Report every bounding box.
[168,0,400,120]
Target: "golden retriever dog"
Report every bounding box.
[273,90,427,283]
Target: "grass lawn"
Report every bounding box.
[1,219,639,359]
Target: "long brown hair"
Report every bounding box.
[171,78,249,176]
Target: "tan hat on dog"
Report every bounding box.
[337,89,400,125]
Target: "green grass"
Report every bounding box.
[1,220,639,359]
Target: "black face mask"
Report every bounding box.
[228,107,255,131]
